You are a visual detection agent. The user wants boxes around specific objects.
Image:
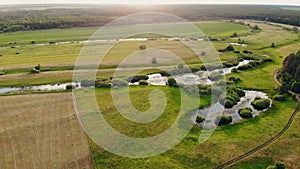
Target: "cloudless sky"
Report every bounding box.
[0,0,299,6]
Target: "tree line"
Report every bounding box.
[1,5,300,33]
[278,50,300,94]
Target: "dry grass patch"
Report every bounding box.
[0,93,94,169]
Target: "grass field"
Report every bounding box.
[228,108,300,169]
[0,21,250,47]
[0,93,94,169]
[89,87,298,168]
[0,21,249,69]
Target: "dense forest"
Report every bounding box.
[278,50,300,94]
[0,4,300,32]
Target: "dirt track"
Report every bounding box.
[0,93,94,169]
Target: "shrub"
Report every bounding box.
[151,57,157,64]
[200,64,223,71]
[96,82,112,88]
[211,86,225,96]
[159,71,171,76]
[218,116,232,126]
[234,51,240,54]
[223,61,239,68]
[238,64,253,70]
[178,84,199,96]
[112,78,128,87]
[220,86,245,108]
[167,78,178,87]
[274,162,285,169]
[225,100,235,108]
[139,80,148,85]
[129,75,149,83]
[242,50,253,54]
[0,71,5,76]
[139,45,146,50]
[251,98,271,110]
[190,67,200,73]
[95,78,112,88]
[238,107,253,118]
[229,77,241,83]
[226,44,235,51]
[271,42,275,48]
[66,84,74,90]
[232,32,238,37]
[81,79,94,87]
[273,94,285,101]
[196,116,205,123]
[209,72,223,81]
[30,68,40,74]
[232,68,238,73]
[35,64,41,70]
[178,63,184,69]
[201,51,206,56]
[229,86,245,97]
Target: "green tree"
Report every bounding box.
[232,32,238,37]
[294,65,300,81]
[167,78,178,87]
[292,26,299,33]
[196,116,205,123]
[139,45,146,50]
[151,57,157,64]
[279,82,289,94]
[178,63,184,69]
[271,42,275,48]
[226,44,235,51]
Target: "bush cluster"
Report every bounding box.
[167,78,178,87]
[220,86,245,108]
[30,68,40,74]
[208,72,223,81]
[200,64,223,71]
[273,94,285,101]
[238,107,253,118]
[223,60,239,68]
[218,44,235,52]
[217,116,233,126]
[65,84,74,90]
[139,80,148,85]
[179,84,211,96]
[128,75,149,83]
[238,59,272,71]
[112,78,128,87]
[251,96,271,110]
[228,76,241,83]
[196,116,205,123]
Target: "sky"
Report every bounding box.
[0,0,299,6]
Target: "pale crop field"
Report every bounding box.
[0,93,94,169]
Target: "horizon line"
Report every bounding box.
[0,3,299,7]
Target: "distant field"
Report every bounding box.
[0,27,97,46]
[0,21,250,46]
[0,93,94,169]
[195,22,250,37]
